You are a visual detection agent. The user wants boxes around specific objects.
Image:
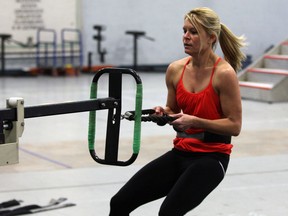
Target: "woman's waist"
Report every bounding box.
[176,131,231,144]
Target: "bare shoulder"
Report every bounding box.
[213,59,239,91]
[166,57,190,85]
[167,57,189,72]
[215,60,238,81]
[216,60,237,77]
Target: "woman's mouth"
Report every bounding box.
[184,43,192,48]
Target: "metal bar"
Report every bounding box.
[0,98,119,121]
[25,98,119,118]
[105,72,122,162]
[0,109,17,121]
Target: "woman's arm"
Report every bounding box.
[155,62,182,115]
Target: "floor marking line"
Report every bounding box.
[19,147,73,169]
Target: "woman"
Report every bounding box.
[110,7,246,216]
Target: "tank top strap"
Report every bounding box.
[209,57,222,83]
[180,57,191,81]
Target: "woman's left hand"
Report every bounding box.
[169,113,198,131]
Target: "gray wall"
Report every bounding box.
[81,0,288,67]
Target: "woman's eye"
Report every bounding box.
[183,28,198,35]
[190,30,198,35]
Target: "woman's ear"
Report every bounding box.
[209,34,216,44]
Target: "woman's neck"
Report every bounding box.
[190,50,217,69]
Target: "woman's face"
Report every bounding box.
[182,19,211,55]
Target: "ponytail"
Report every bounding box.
[219,23,246,72]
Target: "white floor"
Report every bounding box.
[0,73,288,215]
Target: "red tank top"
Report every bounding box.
[174,57,233,155]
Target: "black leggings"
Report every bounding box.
[109,148,229,216]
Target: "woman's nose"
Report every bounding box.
[183,32,190,39]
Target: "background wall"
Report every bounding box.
[0,0,287,69]
[81,0,288,68]
[0,0,78,44]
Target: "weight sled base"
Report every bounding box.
[0,68,143,167]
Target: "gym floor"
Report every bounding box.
[0,73,288,215]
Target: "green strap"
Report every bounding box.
[132,84,143,153]
[88,81,143,155]
[88,82,97,151]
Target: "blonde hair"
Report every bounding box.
[185,7,246,72]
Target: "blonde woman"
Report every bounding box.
[110,7,246,216]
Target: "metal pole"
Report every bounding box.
[0,34,11,76]
[133,35,137,70]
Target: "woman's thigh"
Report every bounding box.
[159,156,227,216]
